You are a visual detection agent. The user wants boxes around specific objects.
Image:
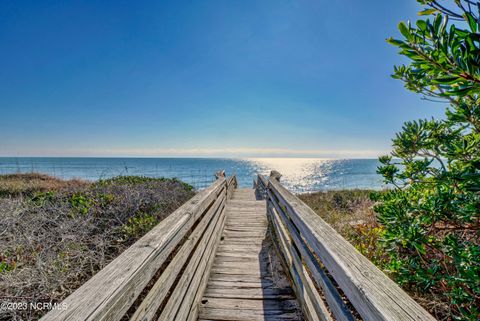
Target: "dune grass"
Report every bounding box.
[0,173,89,197]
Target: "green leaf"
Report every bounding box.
[441,86,474,97]
[416,20,428,31]
[464,13,478,33]
[431,76,460,85]
[418,8,437,16]
[433,14,442,33]
[398,22,411,40]
[383,3,480,319]
[386,37,404,46]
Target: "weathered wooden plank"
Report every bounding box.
[268,203,332,321]
[268,178,436,321]
[185,178,239,321]
[267,188,355,321]
[224,225,267,230]
[213,262,269,272]
[210,267,268,277]
[218,239,265,245]
[208,273,274,282]
[225,220,266,223]
[130,191,226,321]
[223,231,267,237]
[206,279,276,289]
[218,242,264,247]
[40,178,226,321]
[204,287,295,300]
[183,205,226,321]
[227,202,264,206]
[200,298,299,311]
[198,308,299,321]
[216,244,264,252]
[214,255,270,263]
[157,192,226,321]
[185,231,225,321]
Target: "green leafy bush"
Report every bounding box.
[344,223,390,270]
[70,193,93,215]
[374,1,480,320]
[121,213,159,239]
[98,175,194,191]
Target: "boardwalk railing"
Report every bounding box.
[41,169,434,321]
[255,172,435,321]
[41,174,237,321]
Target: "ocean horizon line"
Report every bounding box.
[0,157,384,192]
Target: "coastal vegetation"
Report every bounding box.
[0,173,194,320]
[305,2,480,320]
[300,190,457,318]
[365,1,479,320]
[298,190,390,269]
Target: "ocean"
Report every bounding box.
[0,157,386,193]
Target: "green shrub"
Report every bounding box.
[344,223,390,270]
[97,175,165,185]
[97,175,194,191]
[70,193,92,215]
[121,213,159,239]
[375,1,480,319]
[30,191,55,206]
[0,261,14,273]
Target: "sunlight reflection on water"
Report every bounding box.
[247,158,384,192]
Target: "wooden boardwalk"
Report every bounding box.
[41,174,435,321]
[198,189,302,321]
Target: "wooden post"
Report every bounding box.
[215,170,226,180]
[269,170,282,182]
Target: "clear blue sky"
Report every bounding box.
[0,0,445,158]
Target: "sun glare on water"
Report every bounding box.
[247,158,333,193]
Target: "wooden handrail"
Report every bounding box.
[40,170,435,321]
[41,173,237,321]
[257,173,435,321]
[254,174,268,199]
[226,175,237,199]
